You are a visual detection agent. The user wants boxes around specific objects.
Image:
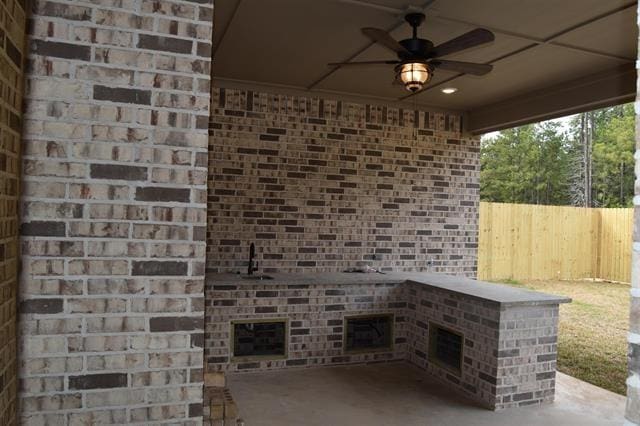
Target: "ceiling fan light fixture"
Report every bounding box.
[329,15,495,92]
[398,62,430,92]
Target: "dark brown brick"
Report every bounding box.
[191,333,204,348]
[260,134,279,142]
[536,371,555,380]
[256,233,276,239]
[138,34,192,54]
[21,221,65,237]
[69,373,127,390]
[213,285,237,290]
[196,42,211,57]
[195,115,209,129]
[479,372,497,385]
[513,392,533,402]
[31,40,90,61]
[195,152,208,167]
[188,403,203,417]
[132,261,188,276]
[537,353,557,362]
[199,6,213,21]
[150,316,203,332]
[94,85,151,105]
[256,291,278,297]
[135,187,190,202]
[90,164,147,181]
[190,368,203,383]
[537,336,557,344]
[498,349,520,357]
[20,298,63,314]
[325,304,345,311]
[193,226,206,241]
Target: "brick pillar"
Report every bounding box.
[628,3,640,423]
[0,0,27,424]
[19,1,213,424]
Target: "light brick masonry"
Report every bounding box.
[18,0,213,424]
[206,87,480,275]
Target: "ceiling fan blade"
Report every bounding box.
[328,60,400,67]
[361,27,410,55]
[432,60,493,75]
[431,28,495,58]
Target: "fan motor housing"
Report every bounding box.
[399,38,433,59]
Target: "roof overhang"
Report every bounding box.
[212,0,638,134]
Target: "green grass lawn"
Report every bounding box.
[499,279,630,395]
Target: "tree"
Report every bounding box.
[481,122,570,205]
[480,103,634,208]
[591,104,634,207]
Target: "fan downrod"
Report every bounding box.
[405,12,425,38]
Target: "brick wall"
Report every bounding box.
[628,2,640,422]
[19,1,213,424]
[206,87,480,275]
[0,0,27,423]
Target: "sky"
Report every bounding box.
[482,114,576,140]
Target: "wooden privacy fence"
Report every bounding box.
[477,202,633,283]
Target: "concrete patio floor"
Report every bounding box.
[227,362,625,426]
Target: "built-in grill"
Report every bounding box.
[429,322,463,375]
[344,314,393,352]
[232,319,287,359]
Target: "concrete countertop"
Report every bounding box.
[206,272,571,308]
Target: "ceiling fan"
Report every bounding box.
[328,13,495,93]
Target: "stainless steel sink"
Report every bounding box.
[241,275,274,280]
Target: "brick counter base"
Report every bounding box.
[206,280,560,410]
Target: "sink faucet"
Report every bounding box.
[248,243,258,275]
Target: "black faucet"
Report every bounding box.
[248,243,258,275]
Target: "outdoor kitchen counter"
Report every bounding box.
[206,271,571,409]
[205,271,571,308]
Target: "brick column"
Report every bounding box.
[0,0,27,423]
[19,1,213,424]
[628,3,640,423]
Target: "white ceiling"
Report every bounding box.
[212,0,637,114]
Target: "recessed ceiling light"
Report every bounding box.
[441,87,458,94]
